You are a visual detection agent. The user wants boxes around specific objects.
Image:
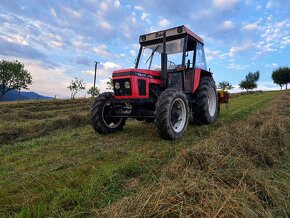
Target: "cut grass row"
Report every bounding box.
[0,99,93,115]
[0,112,90,145]
[99,91,290,217]
[0,91,280,217]
[0,105,90,123]
[0,98,93,110]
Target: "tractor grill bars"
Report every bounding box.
[138,79,146,96]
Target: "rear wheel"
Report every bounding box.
[192,77,218,124]
[91,92,126,134]
[155,89,189,140]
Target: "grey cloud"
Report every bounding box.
[0,37,59,68]
[76,56,93,66]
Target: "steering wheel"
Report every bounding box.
[168,61,176,68]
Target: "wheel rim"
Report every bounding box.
[208,87,217,117]
[102,101,122,128]
[170,98,186,133]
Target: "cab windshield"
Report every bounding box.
[138,38,184,70]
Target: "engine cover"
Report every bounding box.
[112,68,161,99]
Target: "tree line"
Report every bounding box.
[218,68,290,91]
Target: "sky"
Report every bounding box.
[0,0,289,98]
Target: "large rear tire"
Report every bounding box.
[192,77,218,124]
[155,89,189,140]
[91,92,126,134]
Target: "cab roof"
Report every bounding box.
[139,25,204,45]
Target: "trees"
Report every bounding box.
[0,60,32,101]
[239,71,260,91]
[218,81,233,91]
[68,77,86,99]
[272,67,290,90]
[87,86,100,97]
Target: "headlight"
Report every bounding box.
[124,81,130,89]
[114,82,120,89]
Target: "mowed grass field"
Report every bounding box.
[0,91,288,217]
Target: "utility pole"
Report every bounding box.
[93,61,100,97]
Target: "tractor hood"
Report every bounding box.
[112,68,161,79]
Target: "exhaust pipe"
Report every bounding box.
[161,31,167,87]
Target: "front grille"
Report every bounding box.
[138,79,146,96]
[113,79,132,96]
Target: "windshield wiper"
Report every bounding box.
[145,45,160,64]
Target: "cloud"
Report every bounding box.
[205,48,228,61]
[134,5,144,11]
[265,0,290,9]
[255,18,290,56]
[114,0,121,8]
[159,18,170,28]
[92,45,114,58]
[0,36,47,61]
[76,56,92,66]
[221,20,235,30]
[227,63,249,70]
[141,12,149,20]
[265,63,278,68]
[229,42,255,58]
[266,0,274,9]
[213,0,239,9]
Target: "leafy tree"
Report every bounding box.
[68,77,86,99]
[239,70,260,91]
[106,78,113,89]
[87,86,100,97]
[272,67,290,90]
[0,60,32,101]
[218,81,233,91]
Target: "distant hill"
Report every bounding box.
[1,89,52,102]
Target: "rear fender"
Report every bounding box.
[193,68,213,93]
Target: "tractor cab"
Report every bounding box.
[92,26,221,140]
[137,26,207,72]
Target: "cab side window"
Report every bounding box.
[185,50,195,69]
[196,42,207,70]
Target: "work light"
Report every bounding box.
[114,82,120,89]
[124,81,130,89]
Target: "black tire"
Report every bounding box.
[155,88,189,140]
[192,77,218,124]
[91,92,126,134]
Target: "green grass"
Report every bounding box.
[0,91,281,217]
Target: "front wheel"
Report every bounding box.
[155,89,189,140]
[91,92,126,134]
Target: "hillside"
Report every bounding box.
[0,91,289,217]
[0,89,52,102]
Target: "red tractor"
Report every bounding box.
[91,26,220,140]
